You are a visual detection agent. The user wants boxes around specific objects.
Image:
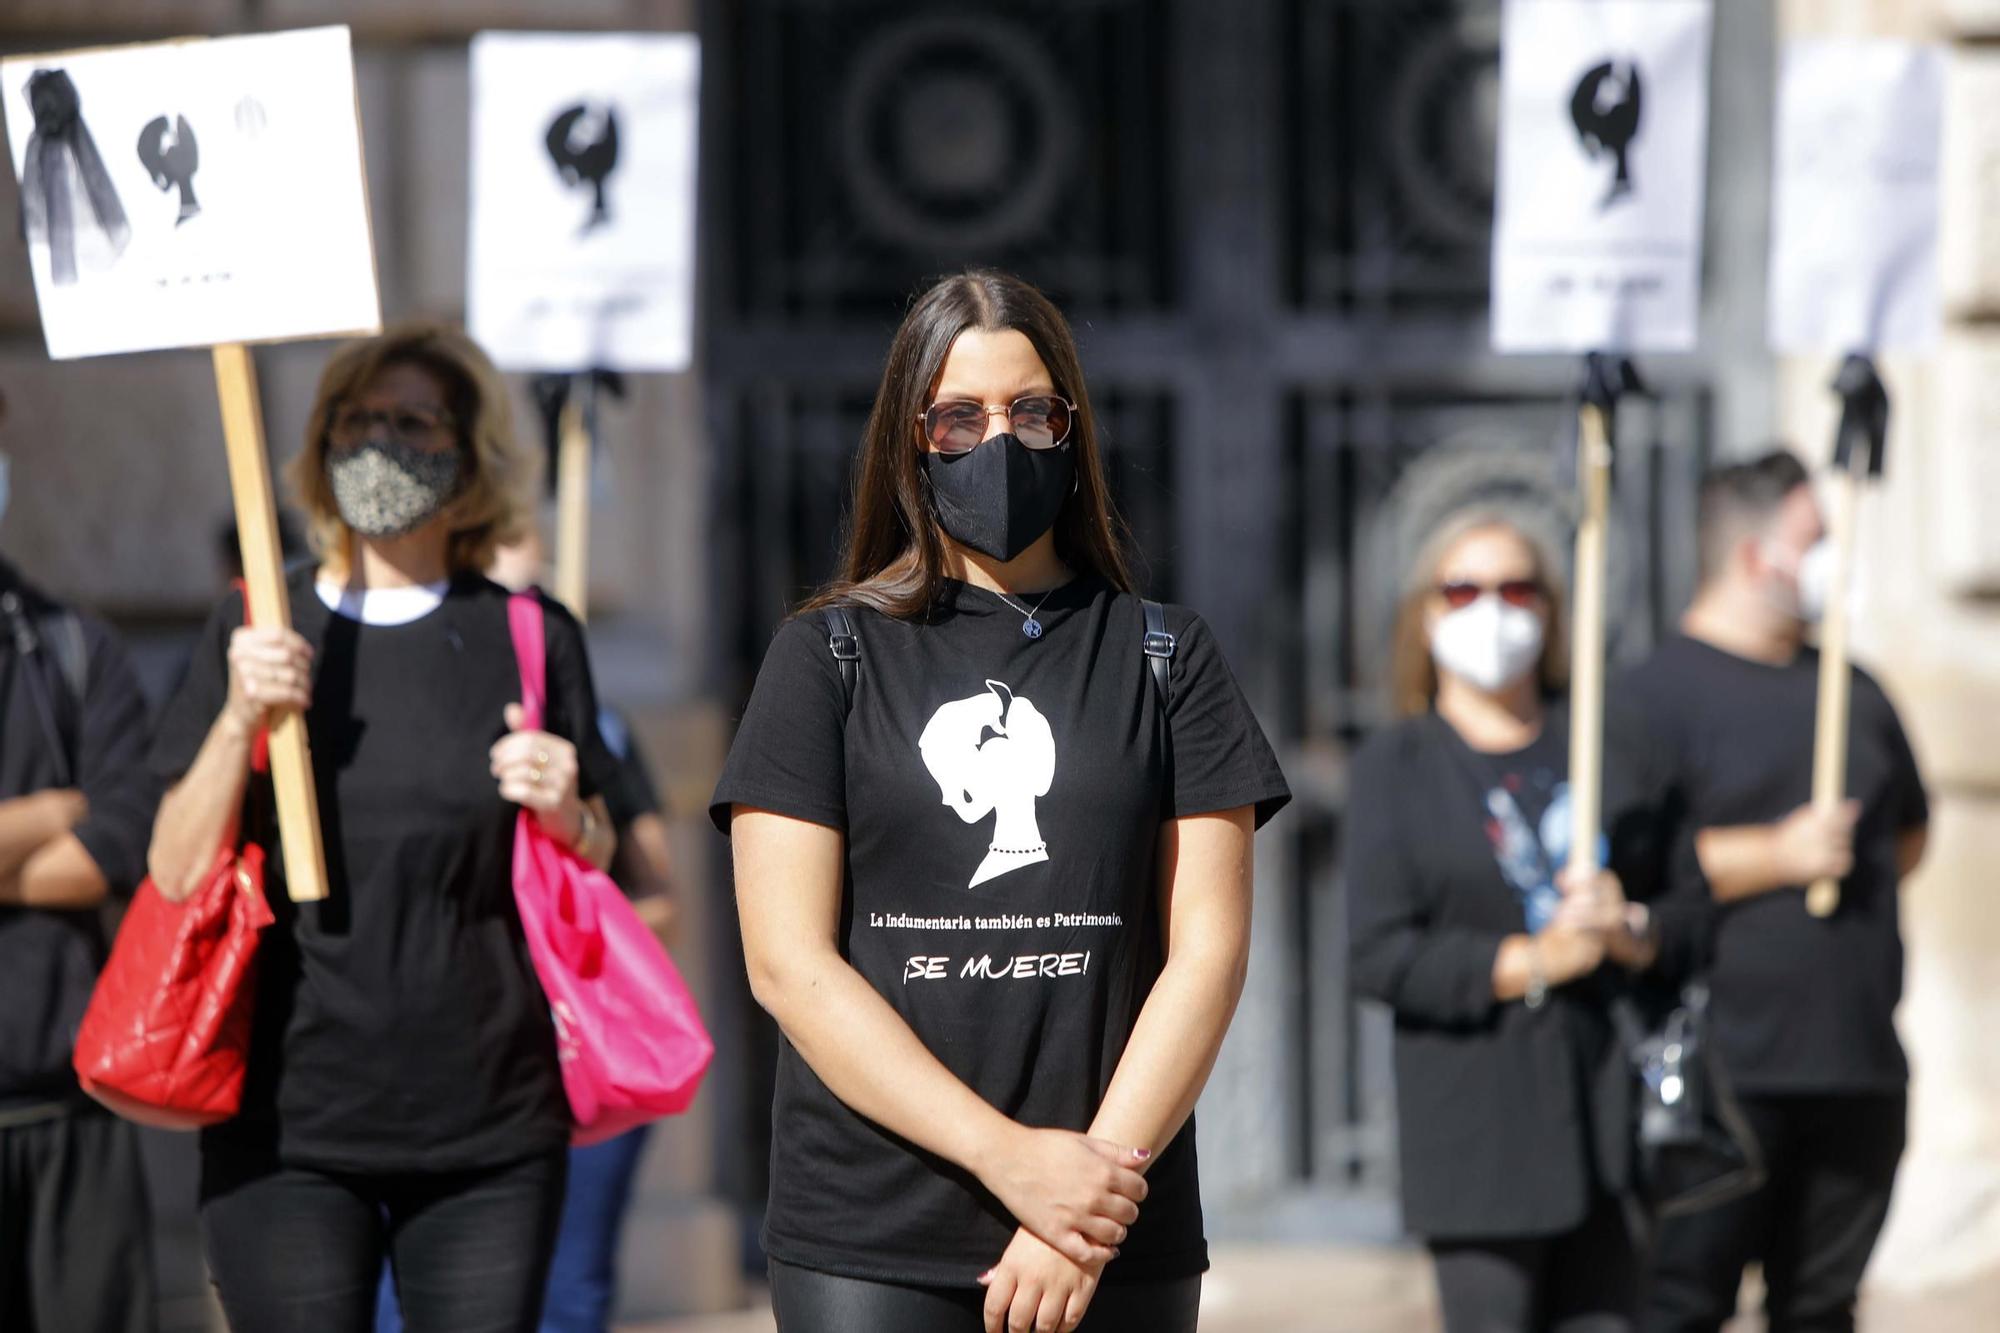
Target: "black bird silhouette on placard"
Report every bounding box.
[1569,59,1642,211]
[138,114,202,226]
[544,102,620,234]
[19,68,130,285]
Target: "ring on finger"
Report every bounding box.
[530,766,546,787]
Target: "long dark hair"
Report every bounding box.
[798,270,1136,619]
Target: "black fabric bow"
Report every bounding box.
[1830,354,1888,477]
[20,68,130,286]
[530,370,626,495]
[1560,352,1646,492]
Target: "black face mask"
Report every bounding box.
[922,435,1075,563]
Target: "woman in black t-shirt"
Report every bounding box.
[1344,512,1698,1333]
[147,321,620,1332]
[713,270,1289,1333]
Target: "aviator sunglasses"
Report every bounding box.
[917,395,1077,455]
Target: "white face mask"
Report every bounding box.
[1795,539,1833,624]
[1430,595,1546,694]
[1763,537,1834,624]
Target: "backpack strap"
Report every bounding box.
[0,591,78,786]
[823,606,859,706]
[1141,599,1176,709]
[41,608,88,713]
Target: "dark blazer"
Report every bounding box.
[1343,702,1706,1240]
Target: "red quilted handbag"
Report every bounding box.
[72,591,277,1128]
[73,832,274,1128]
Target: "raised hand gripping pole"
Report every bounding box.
[1806,355,1888,919]
[1568,353,1639,881]
[213,343,329,904]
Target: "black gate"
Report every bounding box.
[702,0,1751,1218]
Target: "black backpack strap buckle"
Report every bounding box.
[1140,599,1175,708]
[823,606,859,705]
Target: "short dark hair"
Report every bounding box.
[1696,449,1811,585]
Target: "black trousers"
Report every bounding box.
[0,1107,158,1333]
[1639,1093,1905,1333]
[199,1147,567,1333]
[1429,1191,1638,1333]
[768,1258,1202,1333]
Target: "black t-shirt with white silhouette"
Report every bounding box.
[711,575,1290,1287]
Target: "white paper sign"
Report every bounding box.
[467,32,701,374]
[0,27,380,361]
[1491,0,1712,353]
[1768,40,1943,355]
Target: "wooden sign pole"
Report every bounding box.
[1804,355,1887,919]
[212,343,329,904]
[1804,456,1860,917]
[1567,393,1614,881]
[554,380,591,623]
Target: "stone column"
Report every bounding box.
[1779,0,2000,1299]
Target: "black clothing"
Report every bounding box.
[199,1148,566,1333]
[1621,636,1926,1094]
[1430,1191,1637,1333]
[149,570,620,1174]
[0,1108,157,1333]
[0,563,156,1111]
[767,1259,1201,1333]
[711,577,1289,1286]
[1345,704,1701,1241]
[597,704,661,832]
[1639,1093,1905,1333]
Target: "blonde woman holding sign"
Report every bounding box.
[1345,512,1702,1333]
[147,321,622,1332]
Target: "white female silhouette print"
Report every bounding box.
[918,681,1057,888]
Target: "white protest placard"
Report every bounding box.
[467,32,701,373]
[0,26,380,360]
[1768,40,1943,355]
[1491,0,1712,353]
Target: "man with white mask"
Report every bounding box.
[1629,451,1929,1333]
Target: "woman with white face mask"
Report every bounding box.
[1343,512,1702,1333]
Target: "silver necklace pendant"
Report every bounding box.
[996,585,1056,641]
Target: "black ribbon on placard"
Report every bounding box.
[530,370,625,496]
[1583,350,1644,418]
[19,69,130,286]
[1559,351,1646,491]
[1830,353,1888,478]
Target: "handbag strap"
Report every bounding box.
[508,590,548,731]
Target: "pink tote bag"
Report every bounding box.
[508,591,713,1144]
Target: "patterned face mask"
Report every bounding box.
[325,438,464,539]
